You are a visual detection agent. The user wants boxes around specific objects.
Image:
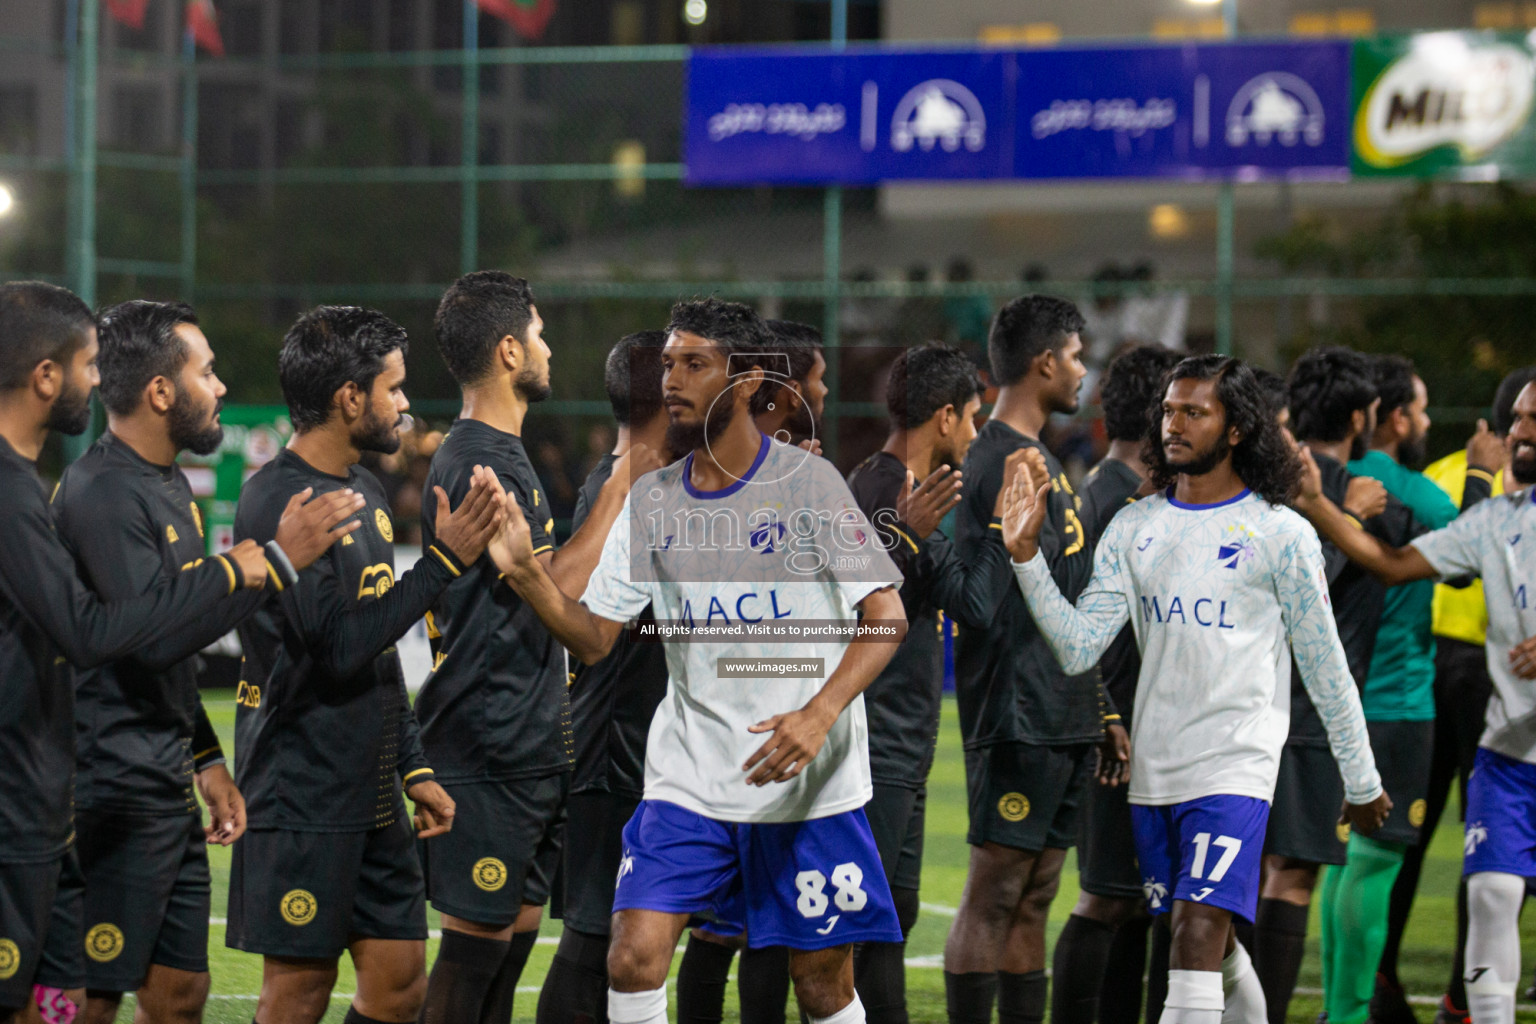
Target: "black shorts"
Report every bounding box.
[1366,719,1435,847]
[34,846,84,991]
[1077,774,1142,901]
[227,818,426,960]
[556,789,640,936]
[75,809,210,990]
[964,742,1092,853]
[865,784,926,893]
[419,774,569,927]
[1265,744,1347,866]
[0,856,64,1012]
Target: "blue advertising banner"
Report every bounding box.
[684,41,1352,184]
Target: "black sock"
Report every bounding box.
[481,929,539,1024]
[345,1008,393,1024]
[676,935,737,1024]
[536,928,611,1024]
[1447,876,1471,1011]
[998,969,1047,1024]
[1098,917,1150,1024]
[418,929,510,1024]
[739,945,792,1024]
[1379,840,1427,989]
[854,942,909,1024]
[945,972,999,1024]
[1252,898,1310,1024]
[1145,916,1171,1024]
[1049,916,1115,1024]
[1232,917,1255,953]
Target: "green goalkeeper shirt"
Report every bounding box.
[1348,449,1455,722]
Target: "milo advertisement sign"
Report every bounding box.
[1352,31,1536,176]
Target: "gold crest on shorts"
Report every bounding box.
[85,923,124,962]
[473,857,508,892]
[376,508,394,542]
[0,938,18,980]
[997,792,1031,823]
[1409,799,1427,828]
[1336,821,1352,843]
[281,889,318,926]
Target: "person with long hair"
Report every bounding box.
[999,354,1389,1024]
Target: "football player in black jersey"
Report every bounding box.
[415,273,654,1024]
[945,296,1104,1024]
[228,306,510,1024]
[54,300,366,1024]
[844,343,1011,1024]
[0,283,354,1024]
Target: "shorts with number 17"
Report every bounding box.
[1130,794,1269,921]
[611,800,904,950]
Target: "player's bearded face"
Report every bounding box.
[665,381,735,454]
[169,388,224,456]
[1511,435,1536,484]
[515,361,552,404]
[48,374,93,436]
[1165,429,1232,477]
[354,395,404,455]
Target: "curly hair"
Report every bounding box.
[1287,346,1377,443]
[1101,345,1178,442]
[1142,355,1301,506]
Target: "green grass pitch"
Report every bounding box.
[115,693,1534,1023]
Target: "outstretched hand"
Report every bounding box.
[487,488,539,580]
[431,466,507,565]
[1000,448,1051,563]
[273,487,366,570]
[898,465,961,540]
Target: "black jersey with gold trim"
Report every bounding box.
[0,436,236,863]
[847,450,1014,788]
[567,453,665,798]
[54,433,260,815]
[415,419,571,783]
[954,421,1101,749]
[233,448,465,832]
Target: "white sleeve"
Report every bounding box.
[579,497,652,623]
[1409,498,1491,580]
[1275,528,1383,805]
[1010,514,1131,675]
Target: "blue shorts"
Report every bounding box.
[1463,747,1536,878]
[612,800,903,950]
[1130,795,1269,922]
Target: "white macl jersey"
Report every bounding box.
[1412,488,1536,764]
[581,436,901,823]
[1012,488,1381,807]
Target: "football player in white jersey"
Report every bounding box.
[1288,377,1536,1024]
[1000,354,1389,1024]
[492,298,908,1024]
